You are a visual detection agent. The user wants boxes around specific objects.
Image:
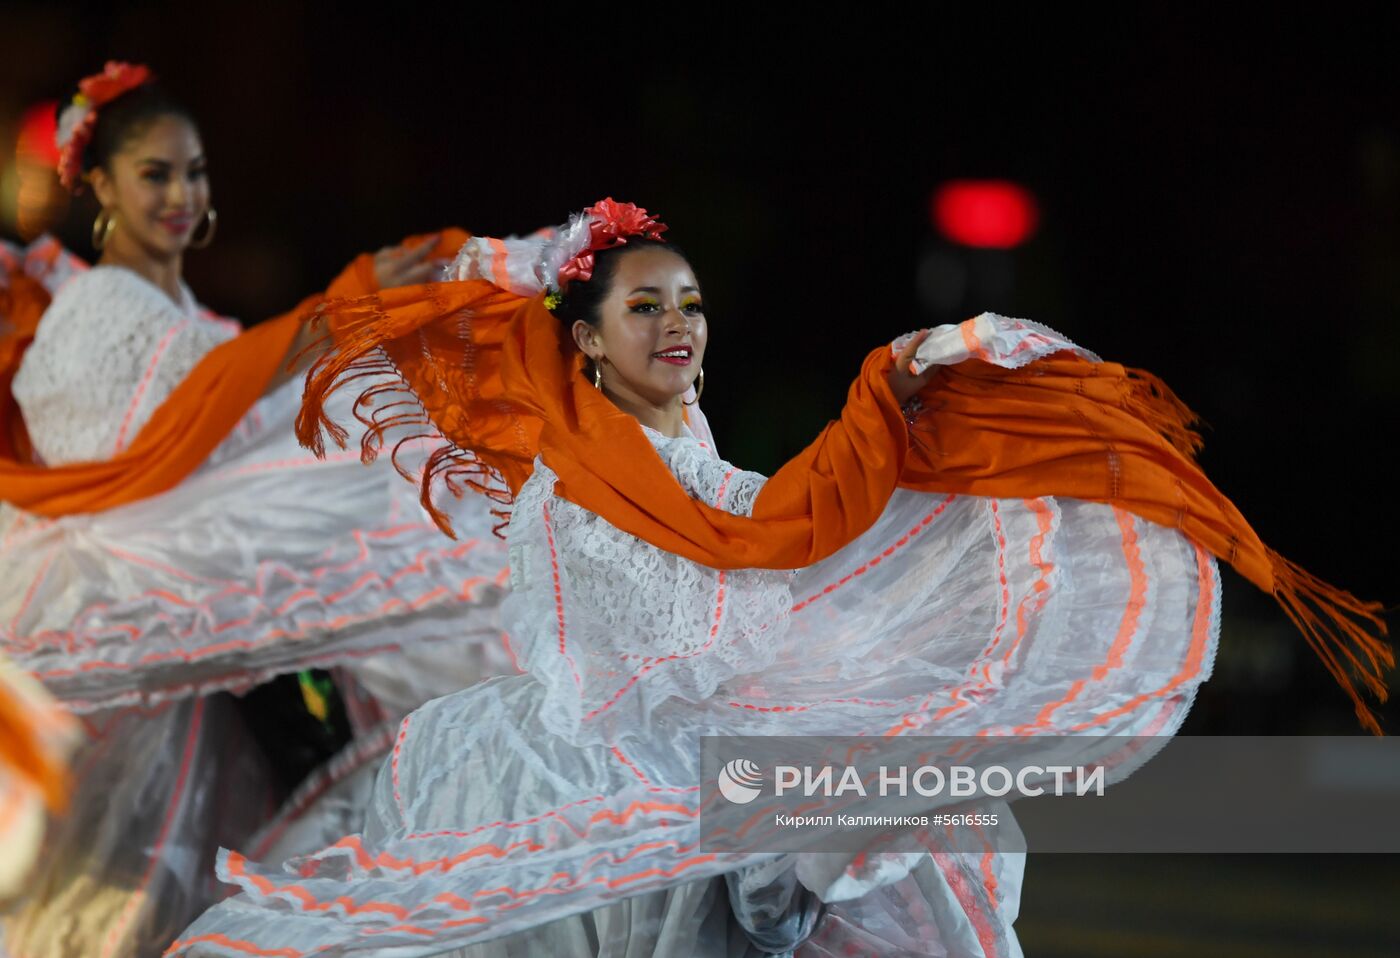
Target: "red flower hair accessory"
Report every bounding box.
[56,61,155,192]
[556,198,668,286]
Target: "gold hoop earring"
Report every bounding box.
[190,208,217,249]
[593,360,604,390]
[92,209,117,250]
[684,367,704,405]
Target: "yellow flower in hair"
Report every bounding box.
[543,288,563,311]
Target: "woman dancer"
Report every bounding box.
[0,63,516,957]
[170,200,1389,956]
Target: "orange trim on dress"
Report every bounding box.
[112,319,190,455]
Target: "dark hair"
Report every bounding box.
[552,239,690,328]
[65,83,199,174]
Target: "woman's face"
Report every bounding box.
[575,247,708,406]
[90,114,209,258]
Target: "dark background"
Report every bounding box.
[2,6,1397,954]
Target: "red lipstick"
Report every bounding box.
[652,345,693,366]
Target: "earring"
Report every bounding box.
[684,367,704,405]
[593,361,604,389]
[92,208,117,250]
[190,208,218,249]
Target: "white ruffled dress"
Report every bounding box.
[0,255,518,957]
[170,316,1221,958]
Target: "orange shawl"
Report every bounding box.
[0,231,466,516]
[0,273,49,464]
[0,657,71,813]
[299,281,1391,733]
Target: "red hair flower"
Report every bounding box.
[56,61,155,192]
[558,198,668,285]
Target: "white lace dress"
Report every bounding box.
[12,265,242,464]
[170,318,1221,958]
[0,260,519,958]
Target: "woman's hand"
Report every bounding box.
[887,329,937,405]
[372,235,445,290]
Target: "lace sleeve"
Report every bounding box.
[647,430,769,514]
[501,434,791,746]
[12,268,237,464]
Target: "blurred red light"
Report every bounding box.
[16,101,60,168]
[932,180,1039,249]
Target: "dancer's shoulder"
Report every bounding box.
[641,425,767,516]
